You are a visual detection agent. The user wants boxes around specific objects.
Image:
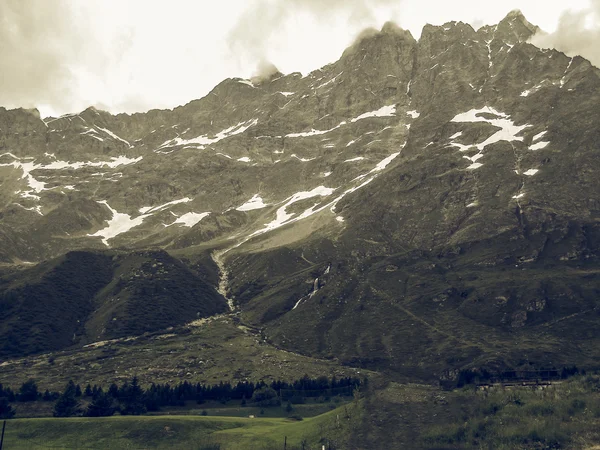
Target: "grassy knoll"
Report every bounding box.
[1,404,354,450]
[0,318,367,392]
[146,400,345,419]
[352,376,600,449]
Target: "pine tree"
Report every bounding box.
[42,389,58,401]
[120,376,147,415]
[84,384,93,397]
[108,383,119,398]
[0,397,15,419]
[18,379,39,402]
[53,381,80,417]
[85,391,115,417]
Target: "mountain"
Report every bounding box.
[1,11,600,381]
[0,250,226,357]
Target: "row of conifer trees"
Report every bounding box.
[0,375,364,418]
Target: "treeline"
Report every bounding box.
[448,365,585,389]
[0,375,363,418]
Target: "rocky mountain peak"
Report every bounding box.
[496,9,539,43]
[380,21,415,40]
[250,62,283,85]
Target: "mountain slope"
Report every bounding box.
[1,11,600,380]
[0,250,227,357]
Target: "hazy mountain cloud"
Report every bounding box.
[0,0,81,113]
[251,60,281,83]
[227,0,402,68]
[1,1,590,118]
[530,1,600,67]
[0,0,135,116]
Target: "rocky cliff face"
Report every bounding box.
[1,11,600,378]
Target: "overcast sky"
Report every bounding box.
[0,0,596,118]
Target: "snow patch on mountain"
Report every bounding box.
[467,162,483,170]
[89,201,150,246]
[344,157,365,162]
[168,212,211,227]
[237,79,255,88]
[524,169,539,176]
[13,202,43,215]
[251,186,336,236]
[451,107,530,151]
[291,154,316,162]
[316,72,343,89]
[350,105,396,122]
[286,124,341,138]
[158,119,257,150]
[530,141,549,150]
[371,152,401,172]
[286,105,396,138]
[463,153,484,163]
[96,127,133,148]
[1,155,141,202]
[236,194,268,212]
[139,198,192,214]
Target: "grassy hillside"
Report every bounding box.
[225,230,600,381]
[0,251,114,356]
[0,249,227,358]
[0,318,366,392]
[349,376,600,449]
[4,377,600,449]
[1,404,356,450]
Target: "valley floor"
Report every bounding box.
[4,317,600,448]
[1,405,355,450]
[4,378,600,449]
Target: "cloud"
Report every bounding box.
[227,0,402,66]
[0,0,135,117]
[0,0,80,113]
[251,60,281,83]
[529,1,600,68]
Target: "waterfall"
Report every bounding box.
[212,250,235,311]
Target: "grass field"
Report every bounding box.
[5,377,600,449]
[1,403,355,450]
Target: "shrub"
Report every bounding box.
[85,392,116,417]
[53,381,80,417]
[17,379,39,402]
[0,397,15,419]
[251,387,280,407]
[524,401,555,416]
